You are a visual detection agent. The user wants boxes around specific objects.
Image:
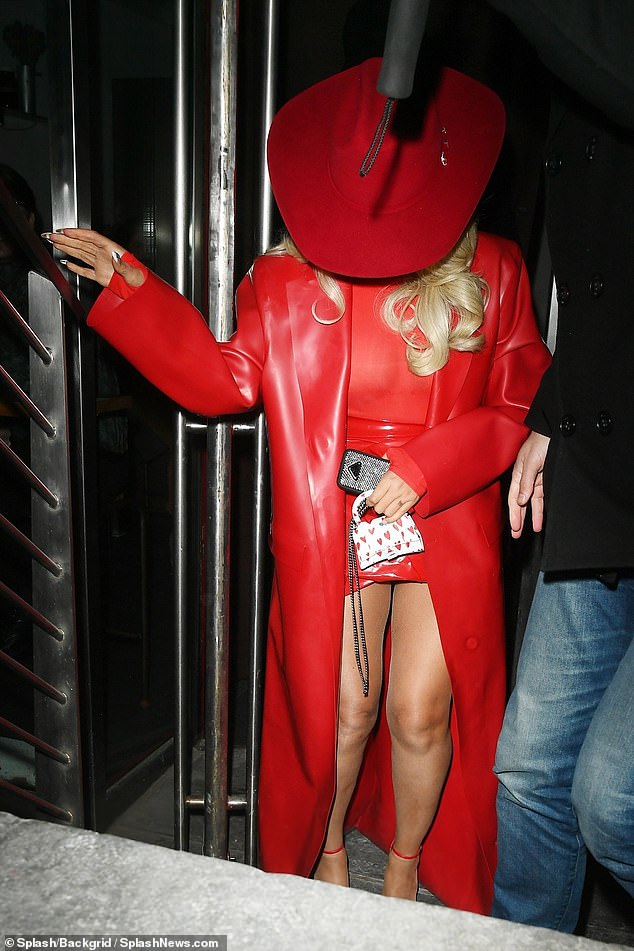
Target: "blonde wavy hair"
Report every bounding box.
[269,223,488,376]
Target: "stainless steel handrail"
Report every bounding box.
[0,581,64,640]
[0,288,52,362]
[0,778,72,822]
[0,650,68,703]
[0,367,56,436]
[170,0,279,867]
[173,0,192,854]
[203,0,238,862]
[0,717,71,764]
[0,439,59,507]
[0,511,62,575]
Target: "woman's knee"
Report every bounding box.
[337,696,379,746]
[386,697,449,753]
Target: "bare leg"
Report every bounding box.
[383,582,452,899]
[314,582,392,885]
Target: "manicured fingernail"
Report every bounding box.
[41,232,54,241]
[112,250,121,263]
[59,259,68,266]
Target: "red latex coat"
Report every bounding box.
[87,232,550,914]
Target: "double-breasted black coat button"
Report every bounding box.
[585,136,599,160]
[560,414,576,437]
[589,273,604,297]
[596,411,613,435]
[546,153,563,175]
[557,284,571,306]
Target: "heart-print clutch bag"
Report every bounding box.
[351,491,424,570]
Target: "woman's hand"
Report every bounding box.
[43,228,145,290]
[367,470,420,523]
[508,430,550,538]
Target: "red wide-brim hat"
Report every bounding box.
[267,58,505,278]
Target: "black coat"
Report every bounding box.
[528,98,634,571]
[490,0,634,571]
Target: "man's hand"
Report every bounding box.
[508,431,550,538]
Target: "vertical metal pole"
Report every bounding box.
[256,3,280,254]
[46,0,97,827]
[204,0,238,858]
[173,410,189,849]
[47,0,92,235]
[244,0,280,867]
[173,0,190,851]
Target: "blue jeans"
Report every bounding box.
[493,572,634,931]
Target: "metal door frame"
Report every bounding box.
[172,0,279,864]
[0,184,87,826]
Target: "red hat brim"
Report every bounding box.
[267,59,505,278]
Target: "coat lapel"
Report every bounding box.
[425,349,473,426]
[284,269,351,479]
[283,270,351,664]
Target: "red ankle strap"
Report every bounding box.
[390,840,421,861]
[322,844,345,855]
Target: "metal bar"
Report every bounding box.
[204,0,238,860]
[0,717,71,764]
[30,272,84,826]
[255,1,280,256]
[174,412,190,850]
[186,795,247,811]
[204,412,231,856]
[139,506,150,708]
[0,437,59,507]
[173,0,192,854]
[229,794,247,810]
[0,511,62,576]
[0,581,64,640]
[244,0,279,868]
[47,1,92,245]
[0,364,56,437]
[0,289,52,364]
[0,778,72,822]
[174,0,190,298]
[0,650,68,704]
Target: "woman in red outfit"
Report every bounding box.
[47,60,550,912]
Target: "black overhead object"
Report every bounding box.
[377,0,430,100]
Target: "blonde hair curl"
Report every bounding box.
[268,224,488,374]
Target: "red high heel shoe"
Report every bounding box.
[322,844,345,855]
[314,843,349,886]
[390,841,422,862]
[383,840,422,900]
